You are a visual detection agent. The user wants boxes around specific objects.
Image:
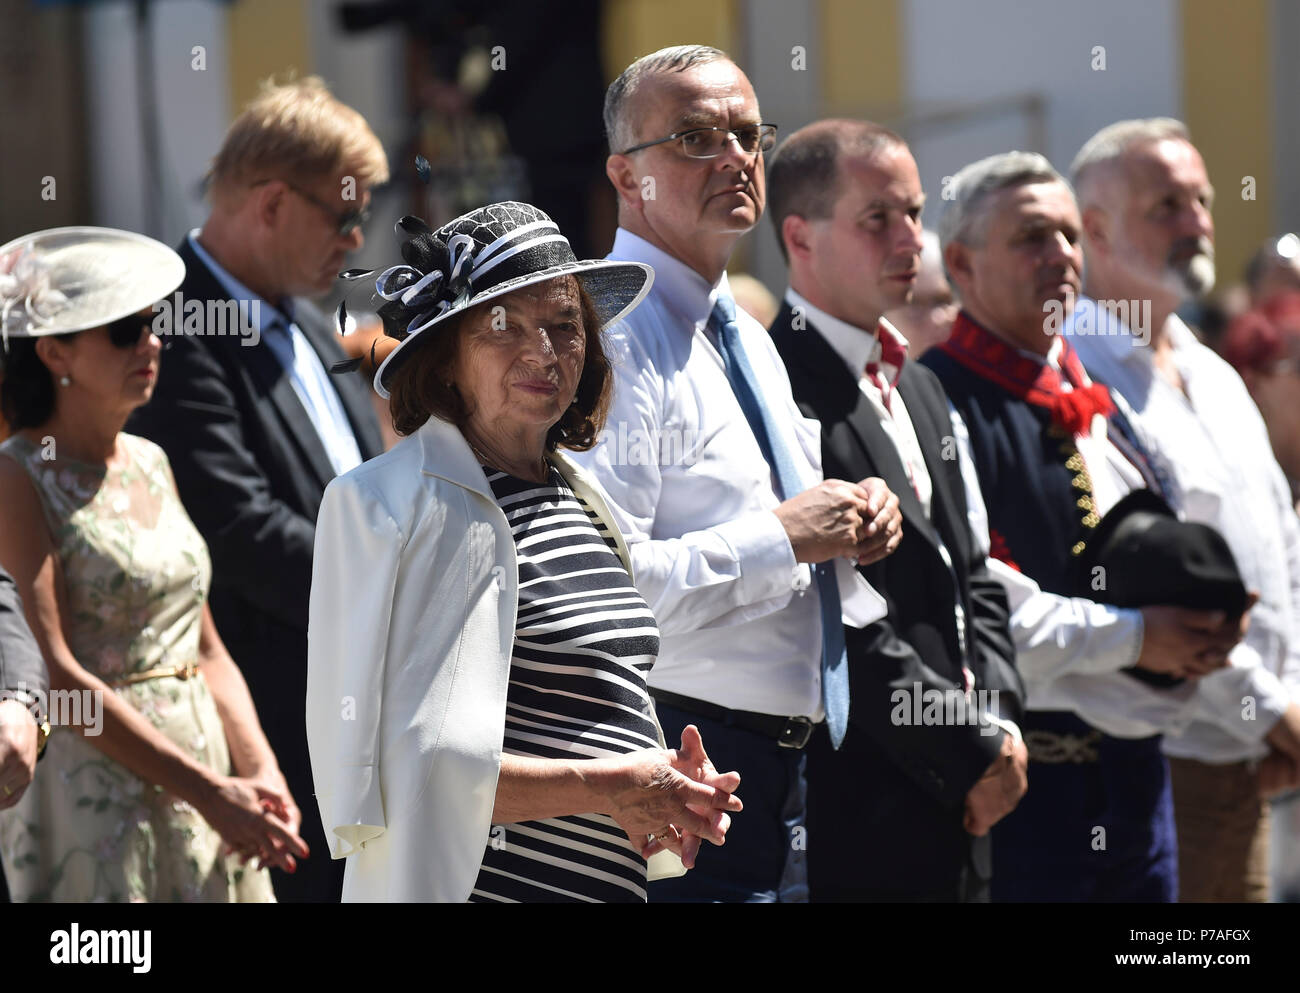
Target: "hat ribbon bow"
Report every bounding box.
[372,233,478,338]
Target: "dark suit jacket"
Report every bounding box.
[1,566,46,904]
[127,237,384,902]
[0,565,46,699]
[771,303,1023,901]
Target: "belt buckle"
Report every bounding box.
[778,716,814,749]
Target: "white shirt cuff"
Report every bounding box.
[711,510,802,606]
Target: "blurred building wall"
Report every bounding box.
[1,0,1285,292]
[0,0,89,243]
[596,0,1281,295]
[1183,0,1274,295]
[72,0,403,271]
[84,0,228,243]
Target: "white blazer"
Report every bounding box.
[306,413,662,902]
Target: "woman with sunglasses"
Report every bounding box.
[0,227,308,902]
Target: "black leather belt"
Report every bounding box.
[650,689,818,749]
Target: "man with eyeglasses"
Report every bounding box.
[128,76,387,903]
[571,45,902,902]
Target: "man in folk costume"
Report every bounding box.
[921,152,1249,901]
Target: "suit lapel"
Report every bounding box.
[897,369,957,519]
[841,386,942,550]
[898,367,972,558]
[773,304,941,550]
[254,339,341,490]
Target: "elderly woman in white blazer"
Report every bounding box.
[307,203,742,902]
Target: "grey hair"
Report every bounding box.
[604,45,730,153]
[1069,118,1191,207]
[938,151,1070,253]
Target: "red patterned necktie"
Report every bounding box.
[864,326,919,496]
[865,325,908,413]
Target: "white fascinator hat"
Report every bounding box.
[0,226,185,349]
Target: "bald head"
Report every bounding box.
[1070,117,1190,211]
[767,119,906,261]
[1071,118,1216,311]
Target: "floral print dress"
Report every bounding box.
[0,433,274,902]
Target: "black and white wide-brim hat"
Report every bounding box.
[341,201,654,399]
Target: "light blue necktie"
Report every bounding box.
[709,295,850,749]
[263,317,363,477]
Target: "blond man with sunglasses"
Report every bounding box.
[126,76,388,902]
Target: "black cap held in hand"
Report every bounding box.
[1074,488,1249,688]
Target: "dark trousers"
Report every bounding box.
[992,712,1178,902]
[268,758,343,902]
[649,700,809,903]
[805,722,991,902]
[219,619,343,904]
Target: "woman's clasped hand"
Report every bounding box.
[591,725,742,868]
[210,774,311,873]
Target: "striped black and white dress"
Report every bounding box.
[469,465,661,903]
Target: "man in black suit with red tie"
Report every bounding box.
[129,78,387,902]
[766,120,1027,901]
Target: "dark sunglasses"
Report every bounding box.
[104,313,157,349]
[249,178,370,236]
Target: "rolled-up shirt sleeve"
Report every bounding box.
[948,404,1198,737]
[1178,644,1291,745]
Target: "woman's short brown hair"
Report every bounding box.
[387,277,612,451]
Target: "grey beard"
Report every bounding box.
[1167,253,1216,299]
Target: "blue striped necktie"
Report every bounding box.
[708,294,850,749]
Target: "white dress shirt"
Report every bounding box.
[187,232,363,477]
[571,230,883,718]
[950,334,1216,739]
[1072,300,1300,762]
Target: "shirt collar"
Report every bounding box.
[1074,295,1200,355]
[1042,335,1064,370]
[1066,294,1192,378]
[1164,311,1198,352]
[187,230,291,333]
[610,228,733,329]
[1010,330,1063,370]
[782,288,909,379]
